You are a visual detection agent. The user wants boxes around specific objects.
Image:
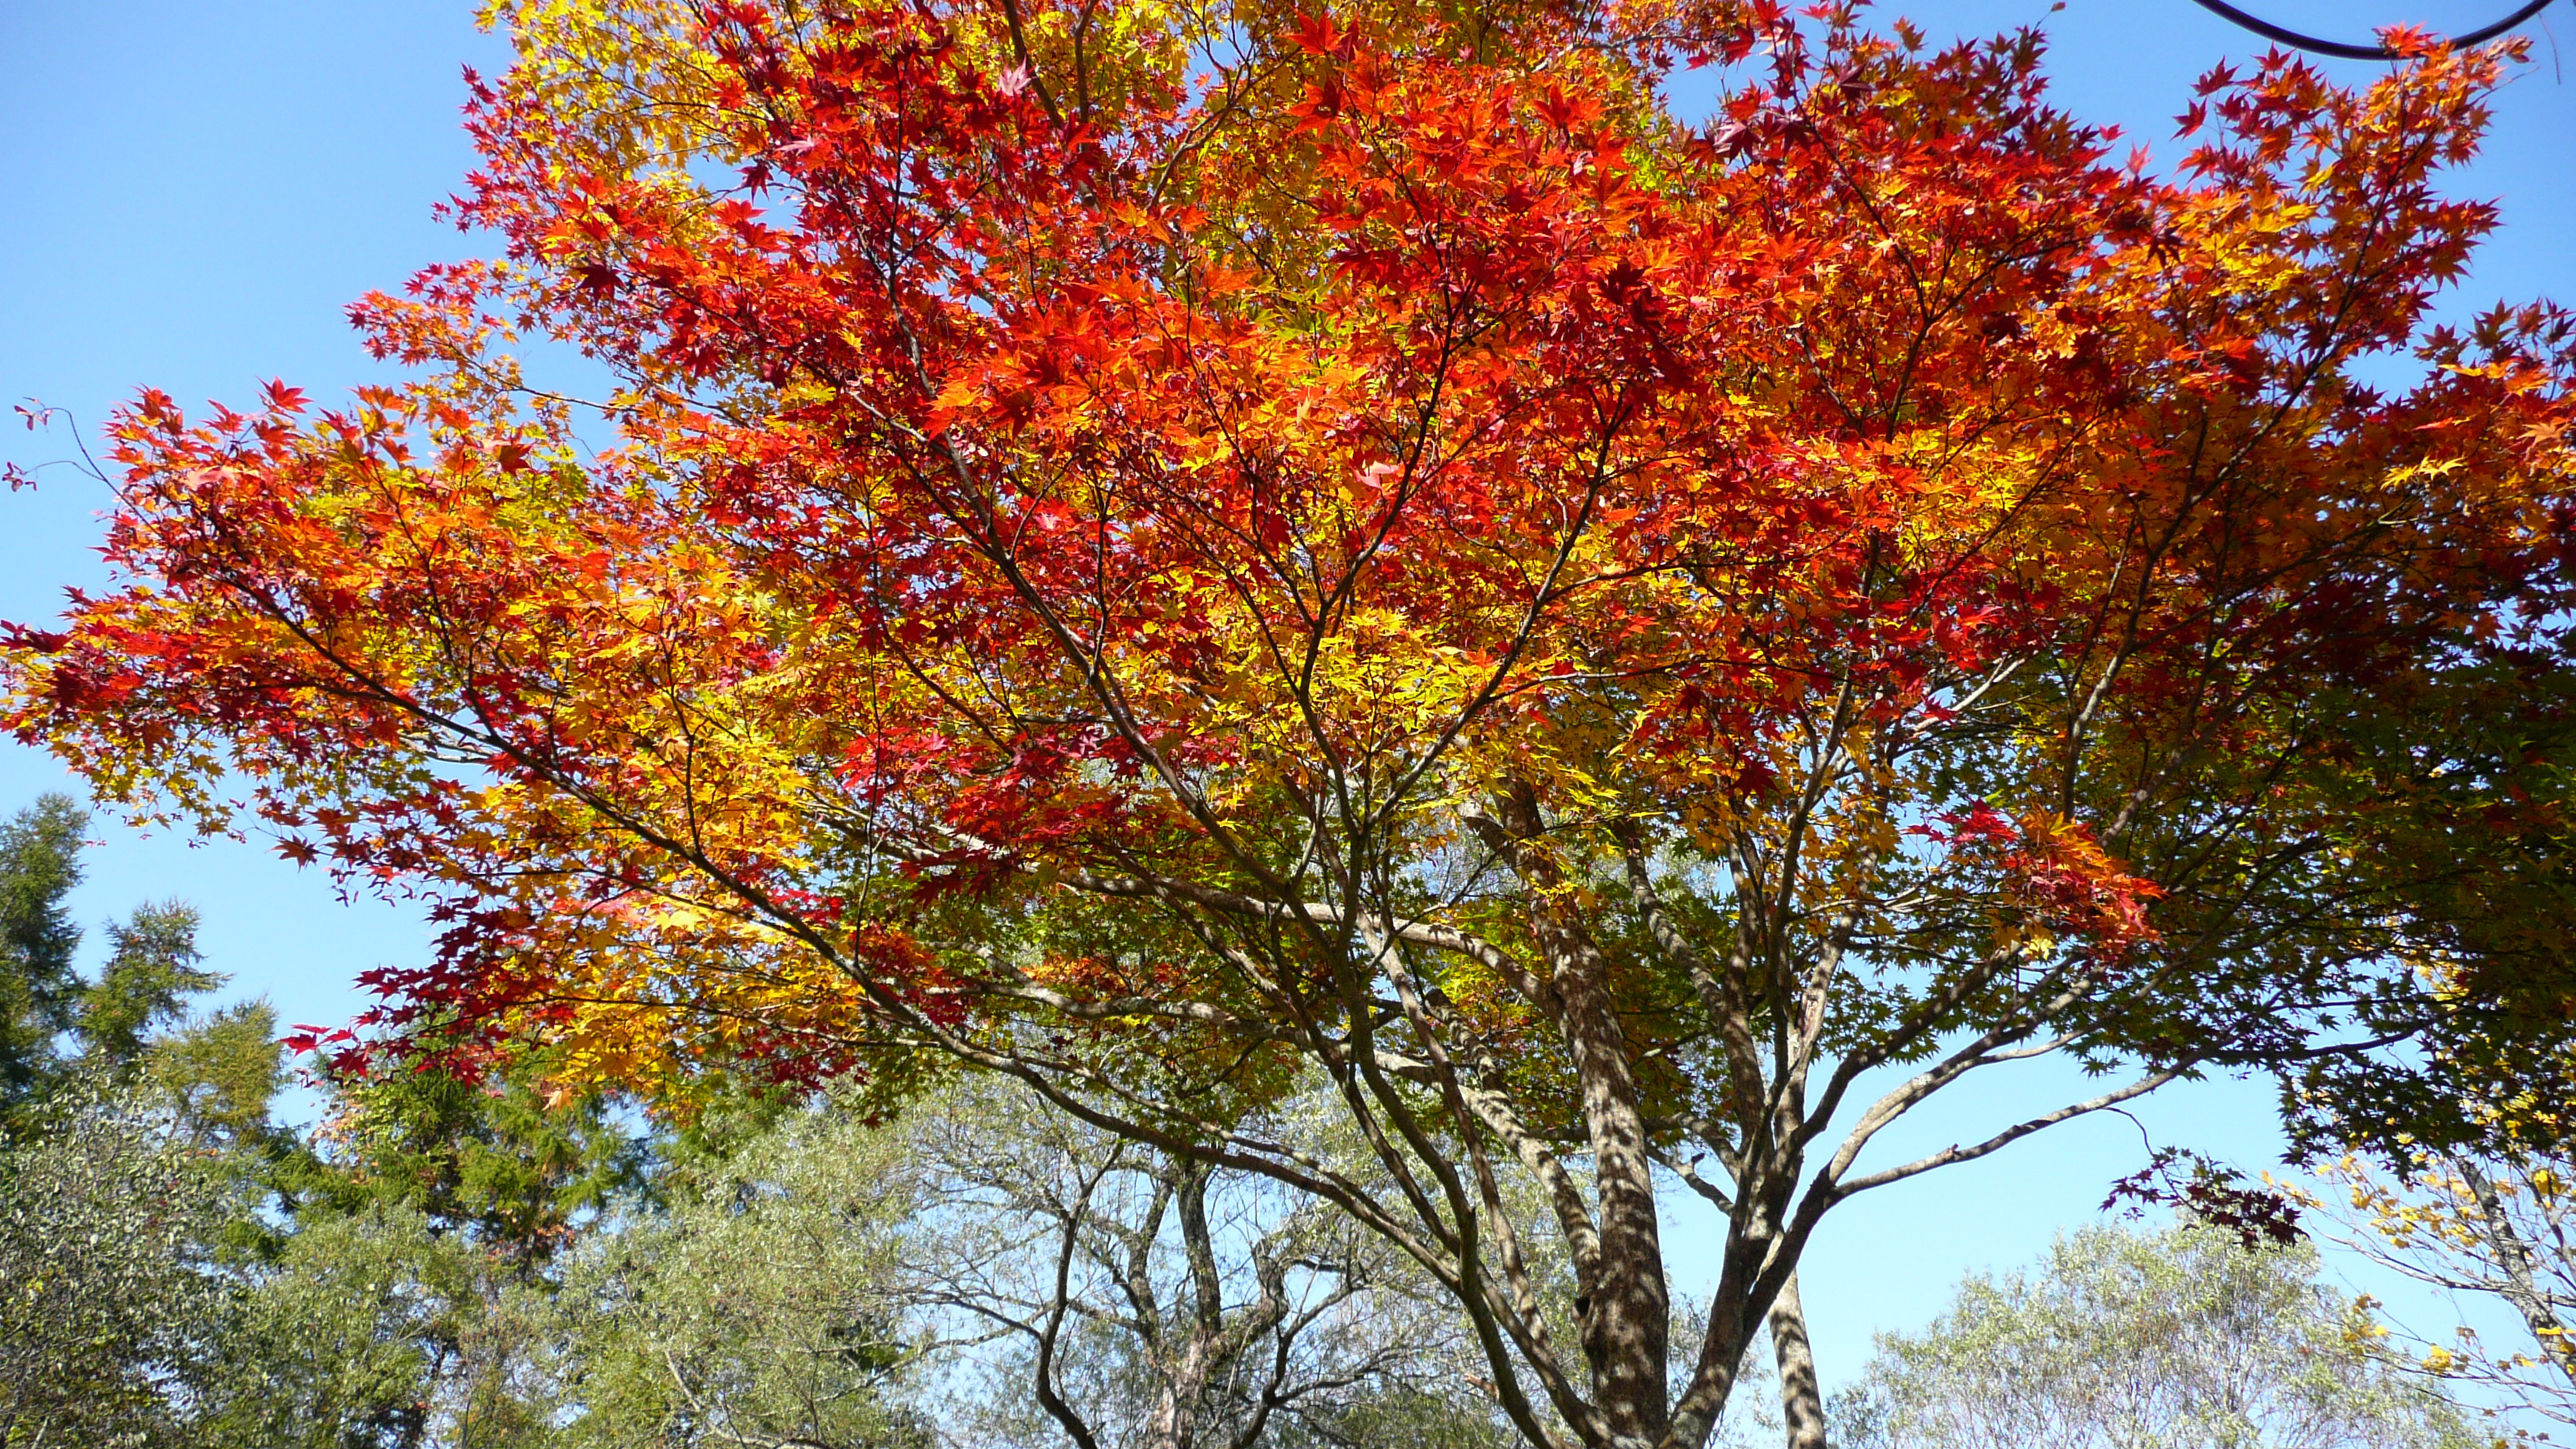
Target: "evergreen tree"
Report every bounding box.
[286,1046,644,1276]
[0,794,85,1116]
[78,901,221,1071]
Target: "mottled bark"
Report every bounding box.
[1490,783,1672,1446]
[1768,1272,1828,1449]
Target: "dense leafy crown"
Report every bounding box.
[15,0,2564,1083]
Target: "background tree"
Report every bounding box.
[0,796,249,1448]
[546,1071,1538,1449]
[0,787,577,1448]
[1830,1221,2485,1449]
[226,1046,649,1448]
[0,1084,243,1449]
[544,1087,930,1449]
[0,795,88,1118]
[9,2,2573,1444]
[891,1075,1523,1449]
[0,794,313,1447]
[77,902,221,1072]
[0,794,286,1147]
[214,1197,564,1449]
[283,1044,644,1273]
[76,902,298,1169]
[2297,1139,2576,1430]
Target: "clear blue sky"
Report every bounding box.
[4,0,2568,1423]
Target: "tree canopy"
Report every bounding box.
[1834,1221,2483,1449]
[5,2,2572,1444]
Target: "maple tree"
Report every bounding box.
[7,1,2574,1444]
[2276,646,2576,1166]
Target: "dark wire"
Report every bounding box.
[2183,0,2559,60]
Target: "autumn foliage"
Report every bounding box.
[8,0,2573,1442]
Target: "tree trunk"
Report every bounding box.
[1493,783,1671,1444]
[1768,1270,1828,1449]
[2455,1156,2576,1389]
